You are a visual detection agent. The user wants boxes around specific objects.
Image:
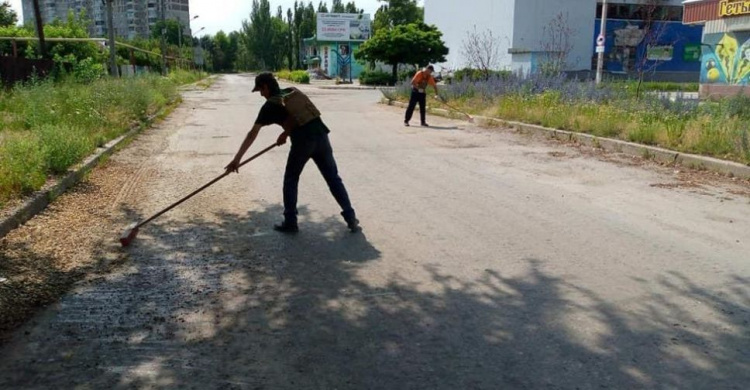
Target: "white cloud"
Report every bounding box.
[8,0,22,20]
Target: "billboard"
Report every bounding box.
[317,13,371,42]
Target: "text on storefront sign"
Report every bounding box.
[719,0,750,17]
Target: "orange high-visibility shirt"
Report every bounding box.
[411,70,437,90]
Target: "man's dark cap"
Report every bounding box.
[252,72,278,92]
[426,65,435,71]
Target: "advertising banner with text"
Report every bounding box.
[317,13,371,42]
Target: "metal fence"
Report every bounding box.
[0,56,54,86]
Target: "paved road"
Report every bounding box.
[1,74,749,389]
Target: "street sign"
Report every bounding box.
[193,47,204,66]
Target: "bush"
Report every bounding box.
[452,67,512,83]
[276,70,310,84]
[73,57,106,84]
[359,69,394,86]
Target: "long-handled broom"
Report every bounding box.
[436,96,475,123]
[119,143,278,247]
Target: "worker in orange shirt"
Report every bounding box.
[404,65,439,127]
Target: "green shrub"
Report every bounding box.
[290,70,310,84]
[453,68,512,82]
[276,70,310,84]
[360,69,394,86]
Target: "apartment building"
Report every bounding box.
[22,0,192,40]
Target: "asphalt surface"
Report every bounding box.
[1,74,749,389]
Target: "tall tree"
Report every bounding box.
[0,1,18,27]
[345,2,362,14]
[332,0,345,13]
[227,31,240,71]
[270,14,290,69]
[356,22,448,81]
[373,0,422,33]
[212,31,230,71]
[299,2,317,65]
[151,19,182,46]
[243,0,274,69]
[287,7,294,70]
[317,1,329,13]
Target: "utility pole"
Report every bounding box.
[160,0,167,75]
[595,0,608,84]
[31,0,46,58]
[105,0,119,76]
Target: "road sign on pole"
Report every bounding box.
[596,0,608,84]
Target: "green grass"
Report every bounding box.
[0,70,204,203]
[276,70,310,84]
[610,80,700,95]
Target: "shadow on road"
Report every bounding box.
[425,125,460,130]
[2,204,749,388]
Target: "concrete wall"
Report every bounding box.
[424,0,515,71]
[425,0,595,73]
[512,0,595,72]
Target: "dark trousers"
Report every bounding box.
[404,89,426,124]
[283,132,355,223]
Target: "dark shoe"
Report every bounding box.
[273,221,299,233]
[404,121,410,127]
[421,122,429,127]
[346,218,361,233]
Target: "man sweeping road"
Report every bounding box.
[225,73,360,233]
[404,65,440,127]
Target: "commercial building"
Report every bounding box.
[683,0,750,97]
[424,0,703,80]
[302,13,372,80]
[21,0,192,40]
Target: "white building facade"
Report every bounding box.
[425,0,689,76]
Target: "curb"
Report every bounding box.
[381,98,750,180]
[0,99,179,240]
[316,85,380,90]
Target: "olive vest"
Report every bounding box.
[268,87,322,132]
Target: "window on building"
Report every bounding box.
[596,3,683,22]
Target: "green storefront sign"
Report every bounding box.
[684,44,701,62]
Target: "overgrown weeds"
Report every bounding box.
[384,73,750,165]
[0,71,203,203]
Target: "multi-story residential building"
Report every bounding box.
[21,0,192,41]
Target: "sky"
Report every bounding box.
[5,0,416,37]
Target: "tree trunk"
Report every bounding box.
[391,63,398,85]
[31,0,46,58]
